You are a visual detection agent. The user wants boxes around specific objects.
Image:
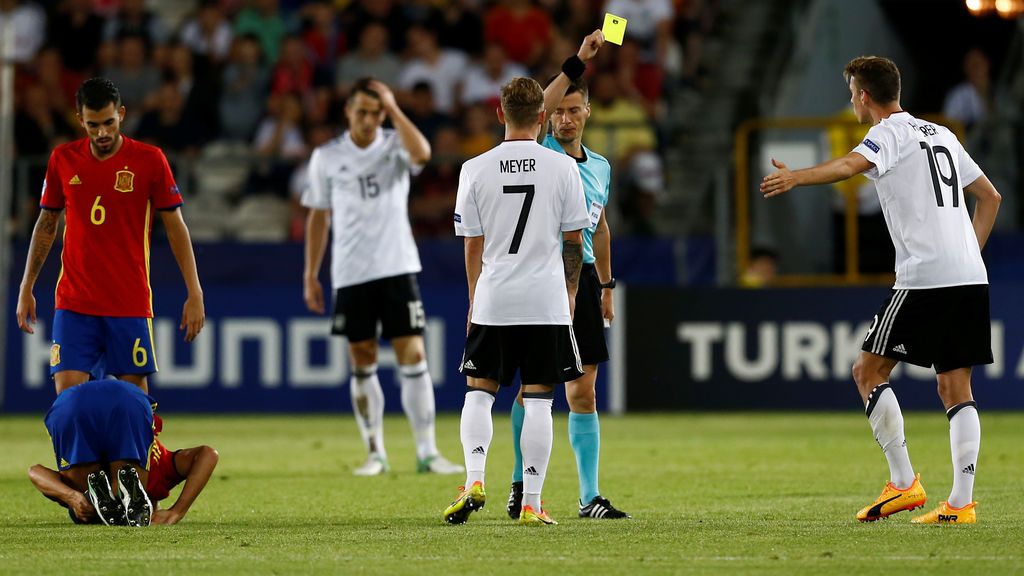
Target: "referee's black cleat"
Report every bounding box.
[579,496,631,519]
[118,465,153,527]
[86,470,128,526]
[507,481,523,520]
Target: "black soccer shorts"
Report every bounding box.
[861,284,992,373]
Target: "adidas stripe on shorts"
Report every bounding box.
[861,284,992,373]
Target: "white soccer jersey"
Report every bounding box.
[302,128,424,289]
[455,140,590,325]
[852,112,987,289]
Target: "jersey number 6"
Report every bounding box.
[91,196,106,225]
[503,184,535,254]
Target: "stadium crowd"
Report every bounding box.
[5,0,715,240]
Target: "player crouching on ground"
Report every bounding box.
[28,381,218,526]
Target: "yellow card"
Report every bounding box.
[602,13,627,45]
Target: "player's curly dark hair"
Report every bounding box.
[844,56,901,104]
[76,77,121,112]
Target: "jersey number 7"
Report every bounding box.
[504,185,534,254]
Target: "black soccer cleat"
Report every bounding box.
[507,481,523,520]
[86,471,128,526]
[118,465,153,527]
[579,496,631,519]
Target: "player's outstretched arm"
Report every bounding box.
[464,235,484,335]
[368,79,430,165]
[303,208,330,314]
[592,211,614,323]
[539,29,605,143]
[28,464,97,523]
[151,445,219,525]
[17,209,60,334]
[964,174,1002,250]
[760,153,874,198]
[160,208,205,342]
[562,230,583,317]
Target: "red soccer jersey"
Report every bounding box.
[40,136,183,317]
[146,415,185,502]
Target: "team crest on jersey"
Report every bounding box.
[114,167,135,193]
[49,344,61,367]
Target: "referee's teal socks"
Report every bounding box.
[511,401,525,483]
[569,411,601,504]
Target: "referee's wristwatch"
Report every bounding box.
[599,278,617,290]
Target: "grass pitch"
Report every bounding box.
[1,412,1022,574]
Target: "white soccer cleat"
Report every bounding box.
[353,453,390,476]
[417,454,465,475]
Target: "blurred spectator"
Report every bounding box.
[288,123,336,241]
[399,0,443,30]
[162,42,221,141]
[219,34,269,141]
[249,92,307,197]
[459,104,498,158]
[583,73,656,161]
[234,0,286,63]
[340,0,409,55]
[602,0,674,66]
[740,247,779,288]
[398,24,468,114]
[14,84,77,197]
[180,0,234,66]
[103,33,160,135]
[438,0,483,56]
[135,81,205,155]
[943,48,991,131]
[102,0,169,48]
[551,0,599,41]
[406,82,452,145]
[674,0,714,88]
[484,0,552,69]
[617,148,663,236]
[299,0,345,72]
[30,46,81,119]
[615,39,661,115]
[48,0,104,72]
[459,42,527,109]
[271,35,320,98]
[335,22,401,96]
[410,126,461,237]
[0,0,47,64]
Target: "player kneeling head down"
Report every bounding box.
[28,380,218,526]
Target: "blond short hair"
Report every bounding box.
[500,77,544,128]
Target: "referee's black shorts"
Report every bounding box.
[573,263,610,365]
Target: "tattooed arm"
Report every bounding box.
[17,209,61,334]
[562,230,583,318]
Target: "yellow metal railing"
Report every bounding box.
[734,115,963,287]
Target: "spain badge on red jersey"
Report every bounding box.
[115,167,135,193]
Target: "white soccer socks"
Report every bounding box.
[521,396,554,512]
[351,364,386,458]
[399,361,439,460]
[864,383,916,489]
[460,388,495,487]
[947,401,980,508]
